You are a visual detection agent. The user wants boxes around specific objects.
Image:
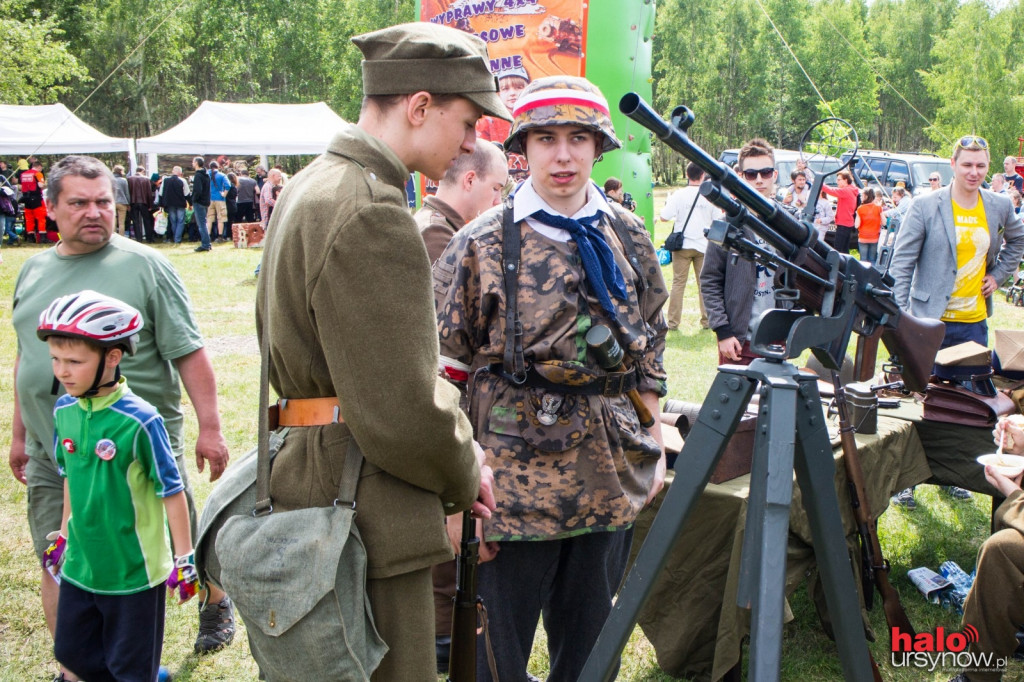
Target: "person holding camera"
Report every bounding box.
[603,176,637,212]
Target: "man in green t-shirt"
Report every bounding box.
[9,155,235,681]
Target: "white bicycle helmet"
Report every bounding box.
[37,290,143,356]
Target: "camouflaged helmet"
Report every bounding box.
[504,76,622,155]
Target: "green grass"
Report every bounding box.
[0,194,1022,681]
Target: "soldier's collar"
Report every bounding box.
[512,178,613,224]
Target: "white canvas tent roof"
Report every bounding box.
[136,101,346,154]
[0,103,134,155]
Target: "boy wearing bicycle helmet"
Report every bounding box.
[38,290,198,682]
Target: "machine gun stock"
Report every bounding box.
[881,314,945,393]
[620,93,942,390]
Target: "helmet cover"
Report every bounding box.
[504,75,622,155]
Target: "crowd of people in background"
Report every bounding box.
[0,155,286,251]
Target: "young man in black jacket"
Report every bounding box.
[160,166,190,244]
[190,157,212,252]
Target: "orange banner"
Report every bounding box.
[419,0,589,187]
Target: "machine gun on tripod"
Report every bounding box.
[580,95,946,682]
[622,95,942,390]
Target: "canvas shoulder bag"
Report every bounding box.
[195,308,386,681]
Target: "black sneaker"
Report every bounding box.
[194,596,235,654]
[194,246,211,252]
[942,486,973,501]
[891,487,916,509]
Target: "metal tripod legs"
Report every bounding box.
[580,359,873,681]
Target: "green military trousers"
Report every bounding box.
[369,567,436,681]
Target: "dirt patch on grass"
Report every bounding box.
[205,334,258,357]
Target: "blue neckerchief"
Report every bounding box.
[529,209,628,319]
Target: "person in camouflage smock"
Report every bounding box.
[434,76,668,682]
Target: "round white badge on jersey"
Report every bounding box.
[95,439,116,461]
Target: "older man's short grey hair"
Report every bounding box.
[46,155,115,206]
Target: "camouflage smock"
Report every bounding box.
[434,189,669,542]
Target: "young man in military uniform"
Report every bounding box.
[255,22,503,681]
[434,76,668,682]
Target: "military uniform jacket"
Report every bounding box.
[434,181,668,541]
[414,195,465,265]
[255,123,480,580]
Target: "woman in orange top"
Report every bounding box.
[855,188,883,263]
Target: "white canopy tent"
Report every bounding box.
[136,101,346,169]
[0,103,135,157]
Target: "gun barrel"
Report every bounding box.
[620,94,816,252]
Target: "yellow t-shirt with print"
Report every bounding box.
[942,198,990,323]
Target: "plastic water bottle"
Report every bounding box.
[939,560,974,614]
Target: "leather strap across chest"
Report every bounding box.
[499,200,648,380]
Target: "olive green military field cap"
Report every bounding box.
[352,22,511,122]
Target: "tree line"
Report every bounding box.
[4,0,1024,184]
[652,0,1024,183]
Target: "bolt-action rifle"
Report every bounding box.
[448,510,480,682]
[832,370,916,639]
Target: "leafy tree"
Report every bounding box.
[923,0,1024,161]
[747,0,818,150]
[652,0,760,158]
[0,0,88,104]
[866,0,956,153]
[795,0,879,148]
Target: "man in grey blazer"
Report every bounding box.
[891,136,1024,345]
[889,135,1024,508]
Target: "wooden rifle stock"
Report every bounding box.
[787,248,943,392]
[831,372,915,642]
[448,511,479,682]
[880,312,945,393]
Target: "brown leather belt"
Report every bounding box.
[268,397,344,429]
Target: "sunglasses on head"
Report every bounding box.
[954,135,988,152]
[741,167,775,181]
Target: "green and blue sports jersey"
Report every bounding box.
[54,379,182,595]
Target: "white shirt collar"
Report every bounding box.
[513,178,615,242]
